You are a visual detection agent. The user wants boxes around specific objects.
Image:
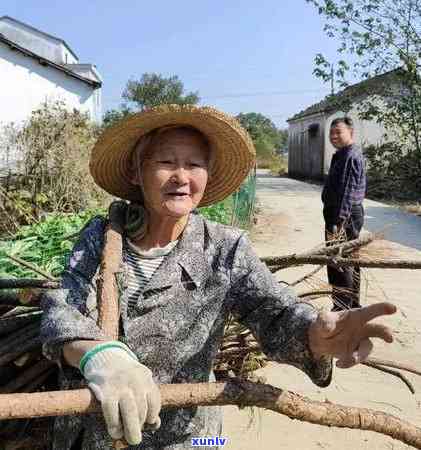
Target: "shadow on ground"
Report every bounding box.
[256,170,421,252]
[363,204,421,252]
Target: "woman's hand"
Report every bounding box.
[308,302,396,368]
[81,345,161,445]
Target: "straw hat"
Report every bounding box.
[89,104,256,207]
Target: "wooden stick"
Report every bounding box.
[290,265,324,287]
[0,279,60,290]
[0,321,41,367]
[269,256,421,271]
[96,221,123,340]
[362,361,415,394]
[2,437,47,450]
[215,346,261,359]
[0,312,42,338]
[21,368,55,393]
[314,233,374,256]
[262,233,375,267]
[0,337,40,367]
[1,306,41,316]
[0,381,420,448]
[0,322,40,357]
[95,208,125,449]
[0,293,20,306]
[366,357,421,378]
[0,360,54,394]
[3,254,57,281]
[298,290,333,299]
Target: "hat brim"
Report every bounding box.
[90,104,256,207]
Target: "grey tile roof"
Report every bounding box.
[0,16,78,60]
[288,69,400,122]
[0,33,101,88]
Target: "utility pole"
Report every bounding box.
[330,64,335,95]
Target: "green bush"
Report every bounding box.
[199,197,233,225]
[0,101,110,236]
[364,143,421,200]
[0,209,105,279]
[0,202,235,280]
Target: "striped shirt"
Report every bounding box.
[321,144,366,224]
[125,239,178,306]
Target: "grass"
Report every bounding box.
[257,155,288,176]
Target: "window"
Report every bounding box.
[308,123,319,137]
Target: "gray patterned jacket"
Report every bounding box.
[40,211,332,449]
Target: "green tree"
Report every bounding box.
[277,128,289,153]
[103,73,200,127]
[307,0,421,158]
[123,73,199,110]
[236,112,286,152]
[102,105,132,128]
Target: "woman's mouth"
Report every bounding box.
[166,192,190,198]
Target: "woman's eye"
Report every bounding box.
[157,160,173,164]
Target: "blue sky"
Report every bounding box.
[2,1,343,127]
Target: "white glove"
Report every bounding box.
[81,342,161,445]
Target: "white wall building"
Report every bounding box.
[287,70,399,180]
[0,16,102,126]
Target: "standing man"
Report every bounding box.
[322,117,366,311]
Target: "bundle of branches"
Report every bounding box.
[262,232,421,271]
[0,301,57,449]
[214,316,268,380]
[1,231,421,448]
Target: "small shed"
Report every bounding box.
[287,70,400,180]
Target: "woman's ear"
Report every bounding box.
[129,134,153,186]
[127,149,141,186]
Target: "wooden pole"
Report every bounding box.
[0,382,420,449]
[268,256,421,271]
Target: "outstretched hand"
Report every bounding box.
[308,302,397,368]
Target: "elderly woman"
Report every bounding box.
[40,105,395,450]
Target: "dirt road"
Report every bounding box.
[222,170,421,450]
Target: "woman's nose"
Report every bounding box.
[171,167,189,184]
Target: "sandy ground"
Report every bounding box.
[221,170,421,450]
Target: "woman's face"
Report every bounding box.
[133,128,210,219]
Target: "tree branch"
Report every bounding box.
[0,279,60,290]
[2,254,57,281]
[262,233,375,267]
[289,266,324,287]
[362,361,415,394]
[366,357,421,378]
[0,381,421,448]
[269,256,421,271]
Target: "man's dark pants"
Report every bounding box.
[324,204,364,311]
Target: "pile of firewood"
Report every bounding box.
[0,299,56,448]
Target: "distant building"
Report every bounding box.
[287,70,400,180]
[0,16,102,125]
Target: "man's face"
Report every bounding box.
[329,123,354,149]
